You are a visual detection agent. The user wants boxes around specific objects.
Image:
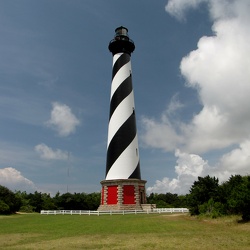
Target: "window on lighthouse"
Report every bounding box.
[116,28,127,36]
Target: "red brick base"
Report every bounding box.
[98,179,147,211]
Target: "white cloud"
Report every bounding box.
[143,0,250,153]
[147,0,250,153]
[147,141,250,195]
[147,177,179,194]
[147,150,208,194]
[141,95,184,152]
[165,0,207,20]
[46,102,80,137]
[181,0,250,152]
[216,140,250,176]
[0,167,36,192]
[141,117,181,152]
[35,143,68,160]
[145,0,250,193]
[166,94,184,115]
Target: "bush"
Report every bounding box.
[0,185,21,214]
[0,200,10,214]
[198,199,226,218]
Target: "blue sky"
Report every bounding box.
[1,0,250,195]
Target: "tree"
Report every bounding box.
[147,193,167,208]
[165,193,182,207]
[27,191,43,212]
[0,185,21,214]
[146,192,187,208]
[15,191,34,213]
[241,176,250,221]
[0,200,9,214]
[173,195,188,208]
[187,175,220,215]
[222,175,250,221]
[41,193,56,210]
[85,192,101,210]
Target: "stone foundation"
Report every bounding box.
[98,179,147,211]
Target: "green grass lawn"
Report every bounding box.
[0,213,249,249]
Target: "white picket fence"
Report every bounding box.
[40,208,189,216]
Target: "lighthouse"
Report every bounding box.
[98,26,147,211]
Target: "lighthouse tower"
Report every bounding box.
[98,27,147,211]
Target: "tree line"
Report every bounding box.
[0,187,101,214]
[187,174,250,221]
[1,174,249,221]
[143,174,250,222]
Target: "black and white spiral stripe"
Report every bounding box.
[105,52,141,180]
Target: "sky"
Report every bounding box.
[0,0,250,196]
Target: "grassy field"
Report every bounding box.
[0,213,249,250]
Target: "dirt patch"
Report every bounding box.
[0,233,43,248]
[162,213,188,217]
